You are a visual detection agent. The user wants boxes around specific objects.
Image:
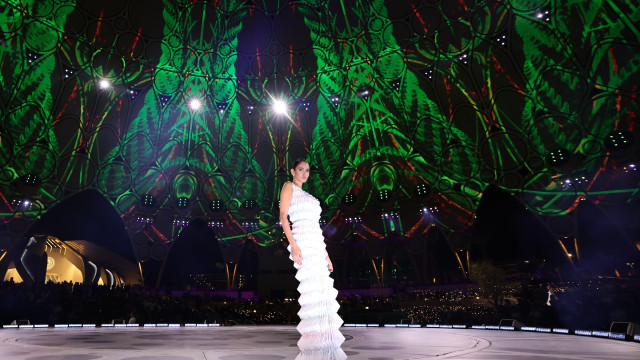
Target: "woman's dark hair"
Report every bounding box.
[290,158,309,170]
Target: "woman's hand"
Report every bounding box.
[326,255,333,272]
[291,245,303,266]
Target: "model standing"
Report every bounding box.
[279,158,345,352]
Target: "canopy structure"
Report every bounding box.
[1,0,639,285]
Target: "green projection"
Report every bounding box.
[1,0,639,263]
[0,0,75,212]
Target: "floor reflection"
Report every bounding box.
[295,347,347,360]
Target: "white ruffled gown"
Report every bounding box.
[287,183,345,357]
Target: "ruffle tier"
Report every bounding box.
[288,226,344,352]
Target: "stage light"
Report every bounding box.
[414,183,430,198]
[604,130,634,151]
[21,174,41,186]
[423,67,434,80]
[356,89,371,99]
[272,99,288,115]
[534,9,551,22]
[545,148,570,166]
[381,211,399,220]
[176,197,190,209]
[377,189,391,202]
[26,50,40,64]
[141,194,156,207]
[494,33,508,46]
[456,53,469,65]
[210,199,224,212]
[343,193,356,204]
[63,67,74,79]
[242,199,256,209]
[345,216,362,224]
[98,79,111,89]
[389,79,401,92]
[172,218,189,227]
[128,89,139,100]
[159,95,171,106]
[420,206,438,215]
[136,216,154,224]
[242,220,258,230]
[300,99,311,110]
[188,98,202,110]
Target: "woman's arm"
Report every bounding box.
[280,182,302,266]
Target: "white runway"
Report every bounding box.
[1,325,639,359]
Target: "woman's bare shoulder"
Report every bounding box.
[281,181,293,191]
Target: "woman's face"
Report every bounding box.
[291,161,310,184]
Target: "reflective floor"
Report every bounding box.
[0,325,639,359]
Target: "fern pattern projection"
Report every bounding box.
[0,0,638,277]
[0,0,75,203]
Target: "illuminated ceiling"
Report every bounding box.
[1,0,639,255]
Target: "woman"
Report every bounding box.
[280,158,345,353]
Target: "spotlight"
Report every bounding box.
[272,99,288,115]
[419,206,438,215]
[98,79,111,89]
[128,89,139,100]
[545,148,570,166]
[141,194,156,207]
[188,98,202,110]
[242,200,256,209]
[136,216,154,224]
[389,80,401,92]
[11,199,33,209]
[208,220,224,229]
[456,53,470,65]
[63,67,75,79]
[356,88,371,99]
[159,95,171,106]
[176,197,190,209]
[172,218,190,227]
[21,174,41,186]
[26,50,40,64]
[381,211,399,220]
[210,199,224,212]
[377,189,392,202]
[241,219,259,229]
[494,33,508,47]
[414,183,430,198]
[534,9,551,22]
[604,130,634,151]
[343,193,356,205]
[423,67,434,80]
[345,216,362,224]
